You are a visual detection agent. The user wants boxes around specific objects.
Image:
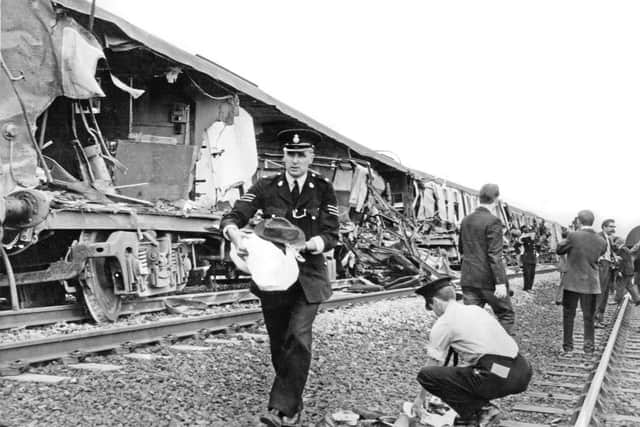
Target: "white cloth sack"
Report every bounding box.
[229,234,299,292]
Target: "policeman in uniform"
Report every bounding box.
[220,129,339,427]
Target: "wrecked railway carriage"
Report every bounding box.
[0,0,562,323]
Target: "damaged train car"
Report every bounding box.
[0,0,562,324]
[0,0,424,323]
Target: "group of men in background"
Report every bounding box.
[557,212,640,355]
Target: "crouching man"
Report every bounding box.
[412,278,533,426]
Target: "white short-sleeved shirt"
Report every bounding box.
[427,301,518,367]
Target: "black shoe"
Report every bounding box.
[260,409,282,427]
[454,413,479,426]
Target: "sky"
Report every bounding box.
[98,0,640,237]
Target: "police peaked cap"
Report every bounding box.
[277,128,322,151]
[415,276,454,300]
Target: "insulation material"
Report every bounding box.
[195,107,257,207]
[110,74,145,99]
[59,17,105,99]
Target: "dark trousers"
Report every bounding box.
[616,274,640,303]
[417,353,532,419]
[562,290,596,352]
[258,283,319,417]
[595,261,614,321]
[522,263,536,291]
[462,287,515,335]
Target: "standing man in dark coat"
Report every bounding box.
[594,218,618,327]
[220,129,339,427]
[459,183,515,335]
[556,210,606,354]
[519,226,538,292]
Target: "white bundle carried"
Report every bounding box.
[229,217,306,292]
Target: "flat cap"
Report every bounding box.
[415,276,454,300]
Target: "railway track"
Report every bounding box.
[0,287,419,375]
[500,296,640,427]
[0,267,559,330]
[0,287,258,330]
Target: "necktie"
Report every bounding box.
[291,180,300,201]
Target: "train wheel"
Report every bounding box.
[79,232,123,323]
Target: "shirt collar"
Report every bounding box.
[285,172,307,189]
[477,203,494,213]
[580,225,594,231]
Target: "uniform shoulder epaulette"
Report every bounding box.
[264,173,285,186]
[310,172,331,184]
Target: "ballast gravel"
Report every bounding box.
[0,272,579,426]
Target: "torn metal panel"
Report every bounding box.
[1,0,107,197]
[113,141,196,202]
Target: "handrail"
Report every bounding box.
[574,295,630,426]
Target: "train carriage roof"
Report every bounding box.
[54,0,408,174]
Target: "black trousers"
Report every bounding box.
[522,263,536,291]
[258,283,319,417]
[462,287,516,335]
[595,261,614,321]
[417,353,532,419]
[562,290,596,352]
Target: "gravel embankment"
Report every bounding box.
[0,272,566,426]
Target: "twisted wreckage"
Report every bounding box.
[0,0,562,323]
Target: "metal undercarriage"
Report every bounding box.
[0,203,234,323]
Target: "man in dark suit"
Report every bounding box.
[459,183,514,335]
[220,129,339,427]
[556,210,606,354]
[519,226,538,292]
[594,218,618,327]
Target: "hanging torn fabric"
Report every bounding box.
[194,107,257,208]
[418,184,436,220]
[449,187,462,224]
[57,16,106,99]
[432,182,447,221]
[412,180,422,217]
[165,67,182,84]
[110,74,145,99]
[332,166,353,192]
[370,168,386,193]
[349,164,369,213]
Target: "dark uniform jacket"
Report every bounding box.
[459,206,508,289]
[556,229,606,294]
[220,172,339,303]
[520,235,537,265]
[615,246,634,277]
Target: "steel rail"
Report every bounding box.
[0,289,257,330]
[0,287,416,370]
[574,295,630,426]
[0,267,558,330]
